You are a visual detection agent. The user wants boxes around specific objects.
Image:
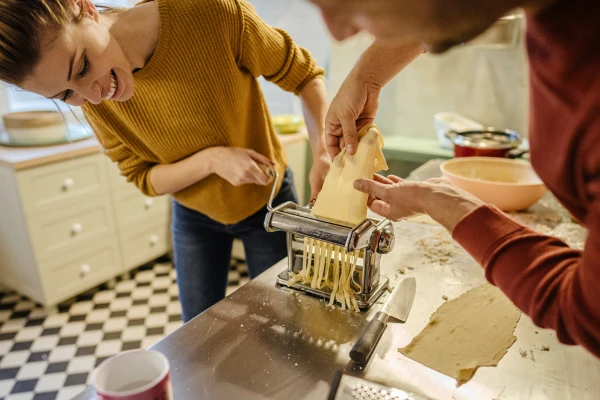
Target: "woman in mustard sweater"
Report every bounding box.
[0,0,330,322]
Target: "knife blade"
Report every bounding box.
[349,277,416,364]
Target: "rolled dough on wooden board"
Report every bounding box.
[399,284,521,386]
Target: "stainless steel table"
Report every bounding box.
[75,160,599,400]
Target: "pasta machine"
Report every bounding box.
[264,171,394,310]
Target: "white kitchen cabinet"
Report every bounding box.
[16,154,107,215]
[0,133,307,304]
[0,152,171,307]
[40,240,122,306]
[103,157,172,268]
[119,220,171,270]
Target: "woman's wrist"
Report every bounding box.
[311,142,329,160]
[197,146,221,176]
[150,147,218,195]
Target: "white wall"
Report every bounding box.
[328,27,530,140]
[0,87,9,117]
[247,0,330,115]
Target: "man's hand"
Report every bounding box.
[353,174,484,231]
[324,41,423,160]
[326,76,381,159]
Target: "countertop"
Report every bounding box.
[0,131,308,171]
[75,160,598,400]
[0,137,102,170]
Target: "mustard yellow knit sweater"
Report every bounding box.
[83,0,323,224]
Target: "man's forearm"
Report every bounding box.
[299,77,329,157]
[352,40,423,89]
[149,148,215,195]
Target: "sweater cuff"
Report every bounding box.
[293,70,325,95]
[451,205,523,265]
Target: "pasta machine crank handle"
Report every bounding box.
[266,169,280,212]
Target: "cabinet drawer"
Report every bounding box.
[104,156,130,191]
[120,221,170,270]
[28,196,115,261]
[17,154,107,216]
[40,240,122,306]
[112,185,170,232]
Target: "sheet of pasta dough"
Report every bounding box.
[399,284,521,386]
[312,123,388,225]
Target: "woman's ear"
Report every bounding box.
[82,0,100,21]
[71,0,100,22]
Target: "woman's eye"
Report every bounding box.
[61,89,73,102]
[78,55,89,78]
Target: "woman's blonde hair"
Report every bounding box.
[0,0,80,85]
[0,0,120,85]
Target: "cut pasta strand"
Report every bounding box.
[288,239,363,312]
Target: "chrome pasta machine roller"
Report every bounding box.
[264,171,394,310]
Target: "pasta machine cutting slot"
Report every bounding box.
[264,171,394,310]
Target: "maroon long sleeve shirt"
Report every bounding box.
[452,0,600,357]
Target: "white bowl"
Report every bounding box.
[3,111,69,144]
[441,157,547,211]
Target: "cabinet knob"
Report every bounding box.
[71,222,83,236]
[144,199,154,210]
[80,264,91,277]
[62,177,75,191]
[149,235,159,246]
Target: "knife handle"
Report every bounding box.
[350,311,389,364]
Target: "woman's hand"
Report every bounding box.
[209,147,274,187]
[309,152,332,203]
[353,174,484,231]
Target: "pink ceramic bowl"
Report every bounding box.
[440,157,547,211]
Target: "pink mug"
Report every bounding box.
[91,350,173,400]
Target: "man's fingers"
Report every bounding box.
[428,177,450,185]
[325,112,344,159]
[367,199,392,219]
[340,115,359,155]
[373,174,394,184]
[353,179,389,199]
[366,194,378,207]
[387,175,404,184]
[325,128,342,159]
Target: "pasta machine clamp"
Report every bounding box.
[264,170,393,310]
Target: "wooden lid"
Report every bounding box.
[3,111,63,129]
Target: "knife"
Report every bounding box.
[349,277,416,364]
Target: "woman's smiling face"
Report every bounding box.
[20,2,135,106]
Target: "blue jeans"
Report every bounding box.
[171,168,298,322]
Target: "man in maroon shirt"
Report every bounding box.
[309,0,600,358]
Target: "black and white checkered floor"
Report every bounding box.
[0,261,250,400]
